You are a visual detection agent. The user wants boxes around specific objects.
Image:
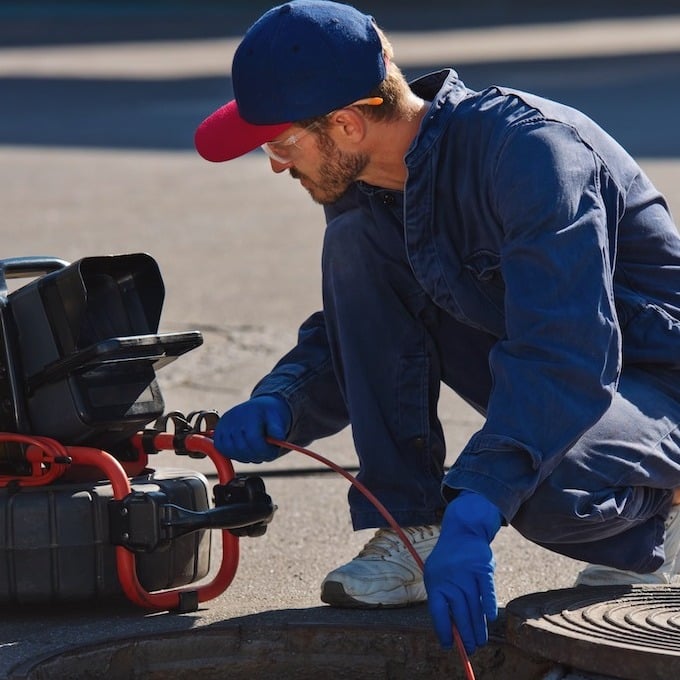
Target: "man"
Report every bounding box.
[195,0,680,656]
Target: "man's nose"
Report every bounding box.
[270,158,293,173]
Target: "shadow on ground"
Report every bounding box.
[1,1,678,46]
[2,48,679,158]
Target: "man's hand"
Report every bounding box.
[424,491,502,655]
[212,395,292,463]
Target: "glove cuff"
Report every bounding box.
[251,394,292,438]
[444,490,502,541]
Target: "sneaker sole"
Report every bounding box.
[320,581,425,609]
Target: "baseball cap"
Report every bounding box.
[194,0,386,162]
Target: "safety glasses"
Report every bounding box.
[261,96,383,164]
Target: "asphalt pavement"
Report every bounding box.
[0,3,679,678]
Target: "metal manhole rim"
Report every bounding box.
[506,584,680,680]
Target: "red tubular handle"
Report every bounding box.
[67,433,240,611]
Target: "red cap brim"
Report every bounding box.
[194,99,291,162]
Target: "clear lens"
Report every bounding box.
[260,99,382,164]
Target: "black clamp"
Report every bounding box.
[109,475,276,552]
[213,476,276,537]
[141,410,221,459]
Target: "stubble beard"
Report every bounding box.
[290,134,369,205]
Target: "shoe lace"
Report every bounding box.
[358,525,438,559]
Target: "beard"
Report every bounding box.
[289,134,369,205]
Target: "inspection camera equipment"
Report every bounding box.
[0,255,275,611]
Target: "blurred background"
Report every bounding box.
[1,0,679,463]
[2,0,679,155]
[0,3,679,663]
[1,0,678,434]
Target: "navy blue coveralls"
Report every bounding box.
[252,69,680,573]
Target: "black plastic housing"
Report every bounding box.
[1,254,202,450]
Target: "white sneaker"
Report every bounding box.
[575,506,680,586]
[320,525,440,608]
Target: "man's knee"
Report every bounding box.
[323,206,410,284]
[323,209,371,260]
[511,476,614,544]
[511,479,673,547]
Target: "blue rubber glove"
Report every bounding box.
[424,490,502,656]
[212,395,292,463]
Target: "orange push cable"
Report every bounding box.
[267,437,476,680]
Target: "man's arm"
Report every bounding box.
[251,310,350,446]
[213,310,349,463]
[446,118,622,520]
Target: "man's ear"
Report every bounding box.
[329,108,367,144]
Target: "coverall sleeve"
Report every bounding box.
[250,193,361,446]
[250,312,350,445]
[444,120,622,521]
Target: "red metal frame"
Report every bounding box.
[0,430,240,611]
[0,433,71,486]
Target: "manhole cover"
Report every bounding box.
[506,584,680,680]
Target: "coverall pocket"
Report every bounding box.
[463,250,505,313]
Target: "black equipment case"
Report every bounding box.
[4,253,200,450]
[0,468,211,603]
[0,255,274,608]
